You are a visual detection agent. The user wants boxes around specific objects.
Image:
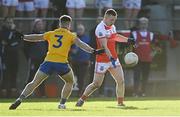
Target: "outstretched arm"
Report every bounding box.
[74,38,94,53]
[24,34,44,42]
[111,33,135,44]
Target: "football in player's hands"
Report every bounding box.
[92,48,105,55]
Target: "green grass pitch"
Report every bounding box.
[1,97,180,116]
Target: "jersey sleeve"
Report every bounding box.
[71,32,77,44]
[43,31,53,41]
[95,26,106,39]
[112,25,117,34]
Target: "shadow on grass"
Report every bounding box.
[19,108,86,112]
[1,97,180,103]
[67,108,86,111]
[106,106,149,110]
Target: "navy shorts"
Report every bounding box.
[39,61,70,76]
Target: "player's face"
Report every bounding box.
[139,21,148,30]
[104,15,117,26]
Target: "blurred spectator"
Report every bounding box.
[23,18,48,97]
[66,0,86,30]
[0,17,23,98]
[123,0,142,29]
[70,24,91,96]
[34,0,49,17]
[50,0,67,30]
[16,0,35,32]
[95,0,112,16]
[51,0,67,17]
[16,0,35,17]
[131,17,160,97]
[1,0,18,17]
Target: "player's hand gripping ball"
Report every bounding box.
[124,52,138,66]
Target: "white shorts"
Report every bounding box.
[123,0,141,9]
[66,0,86,9]
[95,59,121,74]
[34,0,49,9]
[2,0,18,7]
[16,1,34,11]
[95,0,112,8]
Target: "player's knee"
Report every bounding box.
[116,79,124,86]
[26,81,36,90]
[64,77,74,84]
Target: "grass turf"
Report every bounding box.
[1,97,180,116]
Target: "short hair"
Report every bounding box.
[139,17,149,23]
[59,15,72,24]
[104,9,117,17]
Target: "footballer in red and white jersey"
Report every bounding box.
[95,21,118,62]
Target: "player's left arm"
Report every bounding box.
[114,33,135,44]
[24,34,45,42]
[74,38,94,53]
[74,38,104,54]
[116,34,129,42]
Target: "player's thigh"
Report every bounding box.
[94,62,109,85]
[108,65,124,82]
[60,69,74,83]
[32,70,49,84]
[92,73,105,87]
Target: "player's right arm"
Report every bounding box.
[24,34,45,42]
[99,37,116,68]
[95,25,113,58]
[98,37,112,57]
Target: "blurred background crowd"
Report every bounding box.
[0,0,180,98]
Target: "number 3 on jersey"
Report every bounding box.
[53,35,63,48]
